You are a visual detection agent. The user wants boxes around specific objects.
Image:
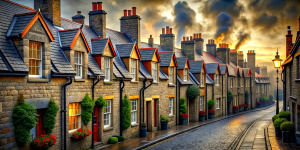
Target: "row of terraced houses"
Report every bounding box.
[0,0,271,149]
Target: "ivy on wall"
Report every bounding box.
[121,95,131,130]
[43,99,59,134]
[96,96,107,112]
[227,90,233,103]
[81,93,95,125]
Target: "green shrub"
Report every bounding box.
[13,95,39,146]
[186,85,200,100]
[81,93,95,125]
[280,121,294,132]
[179,97,187,115]
[160,116,169,122]
[272,115,279,122]
[259,96,268,104]
[228,90,233,103]
[274,118,287,128]
[208,99,215,110]
[108,137,118,144]
[96,96,107,111]
[43,100,59,134]
[113,136,125,142]
[245,90,249,105]
[278,111,290,121]
[121,95,131,130]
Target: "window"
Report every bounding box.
[184,69,188,81]
[104,100,111,128]
[200,96,204,111]
[230,78,233,88]
[69,103,80,131]
[216,74,220,85]
[131,100,137,124]
[74,52,83,79]
[169,67,173,84]
[104,57,110,81]
[29,42,42,77]
[152,62,157,82]
[131,59,136,81]
[201,73,204,86]
[169,98,173,115]
[216,98,220,109]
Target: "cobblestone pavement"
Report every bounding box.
[148,105,277,150]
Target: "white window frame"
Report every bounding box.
[29,41,42,77]
[230,78,233,88]
[169,98,173,116]
[74,52,83,79]
[200,96,204,111]
[69,103,81,132]
[152,62,157,82]
[216,74,220,85]
[104,100,111,128]
[216,98,220,109]
[131,100,137,124]
[184,69,188,81]
[200,73,204,86]
[169,67,173,84]
[104,57,110,81]
[131,59,136,81]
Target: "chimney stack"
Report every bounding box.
[34,0,61,26]
[89,2,107,38]
[193,33,204,55]
[216,43,230,64]
[286,26,293,57]
[72,11,85,24]
[160,26,175,51]
[120,7,141,47]
[206,39,217,57]
[237,51,244,67]
[255,66,260,74]
[230,49,238,66]
[148,35,154,47]
[181,35,195,60]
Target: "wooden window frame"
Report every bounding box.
[29,41,42,77]
[69,103,81,132]
[104,100,112,128]
[169,98,173,116]
[131,100,138,124]
[74,52,83,79]
[104,57,110,82]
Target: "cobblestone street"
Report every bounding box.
[147,105,278,150]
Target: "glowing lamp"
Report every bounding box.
[272,49,282,69]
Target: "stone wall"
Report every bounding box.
[160,34,175,52]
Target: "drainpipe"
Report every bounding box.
[221,75,223,115]
[205,84,208,120]
[178,78,181,124]
[92,75,101,148]
[282,71,286,111]
[119,78,125,136]
[139,79,146,128]
[61,77,73,150]
[175,69,178,125]
[143,80,153,123]
[250,75,252,109]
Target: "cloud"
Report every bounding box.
[253,13,278,31]
[214,12,233,43]
[235,31,250,51]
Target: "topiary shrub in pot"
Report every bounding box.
[274,118,288,137]
[121,95,131,130]
[233,106,239,113]
[278,111,290,121]
[140,122,147,138]
[108,137,118,144]
[207,99,215,119]
[199,111,206,121]
[272,115,279,123]
[280,121,294,143]
[179,97,188,125]
[160,116,169,130]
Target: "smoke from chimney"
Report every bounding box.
[235,31,250,51]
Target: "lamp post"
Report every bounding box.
[272,49,282,114]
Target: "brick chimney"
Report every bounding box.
[160,26,175,51]
[34,0,61,26]
[247,50,256,108]
[89,2,107,38]
[243,59,247,68]
[286,26,293,57]
[216,43,230,64]
[230,49,237,66]
[237,51,244,68]
[261,66,268,77]
[148,35,154,47]
[255,65,260,74]
[194,33,204,55]
[72,11,85,24]
[206,39,216,57]
[120,7,141,47]
[181,35,195,60]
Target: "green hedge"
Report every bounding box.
[274,118,287,128]
[280,121,294,132]
[43,100,59,134]
[186,85,200,100]
[160,116,169,122]
[108,137,118,144]
[81,93,95,125]
[278,111,290,121]
[121,95,131,130]
[208,99,215,110]
[228,90,233,103]
[272,115,279,123]
[113,136,125,142]
[179,97,187,115]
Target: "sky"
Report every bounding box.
[11,0,300,72]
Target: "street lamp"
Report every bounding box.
[272,49,282,114]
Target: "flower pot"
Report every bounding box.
[275,127,282,137]
[244,107,248,111]
[179,118,188,125]
[161,121,168,130]
[233,109,237,113]
[208,113,214,119]
[282,131,292,143]
[199,115,205,121]
[239,107,243,112]
[140,128,147,137]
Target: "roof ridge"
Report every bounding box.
[106,28,125,34]
[4,0,35,11]
[61,17,90,27]
[14,11,37,16]
[139,47,156,50]
[59,28,80,32]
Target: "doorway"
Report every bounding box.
[93,106,99,142]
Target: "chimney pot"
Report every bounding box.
[124,10,127,16]
[190,36,193,41]
[213,40,214,44]
[166,26,170,34]
[193,34,196,39]
[183,37,186,41]
[97,2,102,10]
[150,35,152,38]
[77,11,81,15]
[92,2,97,11]
[227,44,229,48]
[128,10,131,16]
[199,33,201,38]
[196,34,198,39]
[187,37,189,41]
[162,28,165,34]
[170,28,172,34]
[132,7,136,15]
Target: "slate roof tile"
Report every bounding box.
[189,61,203,73]
[158,52,174,67]
[116,43,135,58]
[59,29,79,49]
[205,63,218,74]
[176,57,188,70]
[91,38,108,55]
[139,48,155,61]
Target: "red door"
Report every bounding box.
[154,100,157,127]
[36,109,46,136]
[93,106,99,142]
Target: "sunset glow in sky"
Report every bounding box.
[12,0,300,72]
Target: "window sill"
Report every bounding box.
[200,85,205,88]
[68,128,80,134]
[169,115,175,118]
[215,85,220,87]
[295,79,300,82]
[130,81,139,84]
[153,82,159,84]
[104,81,114,85]
[131,123,139,127]
[75,79,86,82]
[27,77,49,83]
[103,127,114,132]
[168,83,176,87]
[216,108,220,110]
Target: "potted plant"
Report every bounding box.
[239,104,243,112]
[281,121,294,143]
[179,97,189,125]
[272,115,279,123]
[71,128,92,140]
[274,118,287,137]
[140,122,147,137]
[160,116,169,130]
[199,111,206,121]
[207,99,215,119]
[256,101,262,108]
[233,106,239,113]
[32,134,56,149]
[278,111,290,121]
[243,104,248,111]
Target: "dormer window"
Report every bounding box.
[29,42,42,77]
[152,62,158,82]
[104,57,111,81]
[131,59,137,81]
[74,52,83,79]
[169,67,174,84]
[184,69,188,81]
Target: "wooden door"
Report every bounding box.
[93,106,99,142]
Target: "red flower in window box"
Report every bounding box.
[233,106,239,109]
[257,102,262,105]
[71,128,91,140]
[208,109,215,114]
[180,114,189,119]
[32,134,56,150]
[199,111,206,116]
[243,104,248,107]
[239,104,244,107]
